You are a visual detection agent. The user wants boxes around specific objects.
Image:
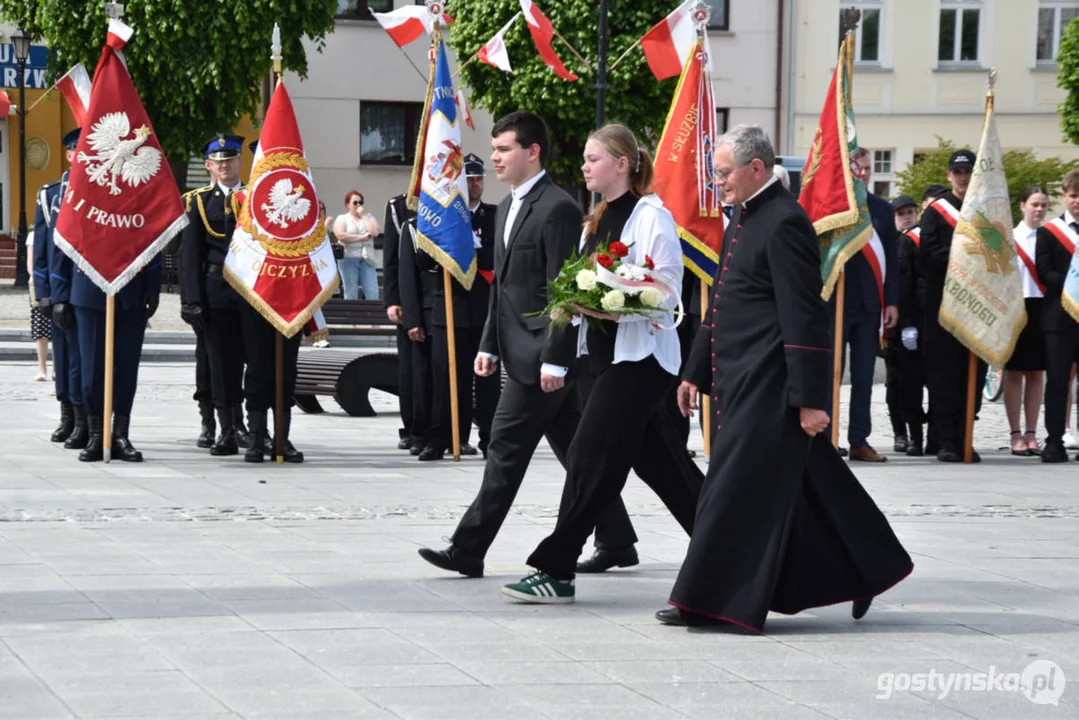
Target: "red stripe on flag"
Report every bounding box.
[641,21,683,81]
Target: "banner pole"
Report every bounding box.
[102,295,115,463]
[275,333,284,464]
[444,269,461,461]
[699,278,711,454]
[964,351,977,463]
[832,271,845,448]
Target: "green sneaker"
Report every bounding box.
[501,572,575,604]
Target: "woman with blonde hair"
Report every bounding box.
[502,123,703,604]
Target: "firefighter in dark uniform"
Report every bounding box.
[917,149,988,462]
[179,174,215,449]
[383,193,418,450]
[33,128,88,449]
[179,134,248,456]
[398,206,436,458]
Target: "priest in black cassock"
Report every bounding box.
[660,124,913,631]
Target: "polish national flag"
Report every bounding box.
[477,13,519,73]
[455,89,475,131]
[56,64,92,126]
[641,0,698,81]
[373,5,453,48]
[518,0,577,82]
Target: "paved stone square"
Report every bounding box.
[1,354,1077,719]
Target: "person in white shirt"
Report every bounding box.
[1004,187,1048,456]
[501,124,703,604]
[333,191,381,301]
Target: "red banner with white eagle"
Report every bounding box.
[53,19,188,294]
[223,80,338,338]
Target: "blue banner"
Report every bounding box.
[414,40,477,289]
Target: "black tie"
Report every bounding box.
[1071,221,1079,234]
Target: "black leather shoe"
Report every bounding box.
[210,408,238,456]
[1043,441,1069,463]
[418,446,445,462]
[196,401,215,449]
[64,406,90,450]
[417,546,483,578]
[837,447,848,457]
[893,435,909,453]
[852,597,872,620]
[459,443,478,456]
[576,546,639,573]
[409,442,426,456]
[655,607,726,627]
[233,405,251,449]
[905,442,924,457]
[397,437,413,450]
[938,447,981,463]
[112,414,144,462]
[79,415,104,462]
[51,402,75,443]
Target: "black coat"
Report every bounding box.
[179,185,241,309]
[480,174,582,385]
[382,194,414,310]
[916,191,962,320]
[1035,214,1077,334]
[897,229,926,330]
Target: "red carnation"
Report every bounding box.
[644,274,655,283]
[596,253,615,268]
[644,255,655,270]
[609,241,630,258]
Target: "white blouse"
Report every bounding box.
[576,194,684,376]
[1013,222,1043,299]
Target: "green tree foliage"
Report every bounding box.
[446,0,673,192]
[0,0,337,161]
[1057,15,1079,144]
[895,137,1079,224]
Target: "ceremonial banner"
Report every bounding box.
[652,39,725,284]
[414,40,477,289]
[223,81,339,337]
[1062,226,1079,322]
[53,19,187,294]
[938,102,1026,366]
[798,34,873,301]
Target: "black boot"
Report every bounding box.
[233,404,251,450]
[79,415,104,462]
[196,400,215,449]
[265,409,304,463]
[906,423,924,457]
[925,421,940,456]
[245,410,267,463]
[65,405,90,450]
[210,408,239,456]
[112,414,143,462]
[51,402,75,443]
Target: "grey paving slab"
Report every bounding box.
[2,359,1079,718]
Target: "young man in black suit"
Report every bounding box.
[418,111,583,577]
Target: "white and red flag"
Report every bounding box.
[373,5,453,48]
[477,12,520,72]
[56,64,92,125]
[518,0,577,81]
[53,19,187,294]
[455,89,475,131]
[642,0,702,81]
[224,81,338,338]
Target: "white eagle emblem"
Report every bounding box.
[77,112,163,196]
[261,178,311,228]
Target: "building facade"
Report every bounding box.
[783,0,1079,198]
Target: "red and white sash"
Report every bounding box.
[1043,216,1078,255]
[903,227,921,247]
[928,197,960,228]
[860,230,886,315]
[1013,240,1046,294]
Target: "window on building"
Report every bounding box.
[337,0,392,20]
[873,149,893,175]
[1038,1,1079,62]
[361,101,424,166]
[870,149,895,198]
[706,0,729,30]
[939,1,982,63]
[838,2,882,63]
[716,108,729,133]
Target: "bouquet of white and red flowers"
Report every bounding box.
[543,239,683,329]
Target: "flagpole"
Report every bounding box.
[608,37,643,73]
[964,70,997,464]
[452,54,478,79]
[832,271,845,449]
[271,25,286,464]
[553,29,592,71]
[25,85,57,115]
[103,295,115,463]
[700,280,710,454]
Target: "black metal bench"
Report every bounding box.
[294,299,399,416]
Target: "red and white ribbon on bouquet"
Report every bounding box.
[588,263,686,330]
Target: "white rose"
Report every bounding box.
[575,269,597,290]
[630,265,646,281]
[640,287,664,308]
[600,290,626,312]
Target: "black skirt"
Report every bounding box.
[1006,297,1045,372]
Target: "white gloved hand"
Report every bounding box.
[901,327,918,351]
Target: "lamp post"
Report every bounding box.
[10,27,31,289]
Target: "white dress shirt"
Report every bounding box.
[1013,221,1043,299]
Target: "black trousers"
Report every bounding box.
[579,370,638,550]
[204,306,245,409]
[75,306,145,416]
[430,323,482,450]
[240,303,300,412]
[395,325,414,440]
[527,358,704,580]
[408,310,435,444]
[193,327,211,404]
[451,374,581,558]
[924,316,987,448]
[883,348,906,437]
[474,367,501,451]
[1044,329,1079,443]
[52,317,82,407]
[896,343,929,427]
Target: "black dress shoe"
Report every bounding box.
[938,447,980,463]
[893,435,909,453]
[418,446,445,461]
[654,607,726,627]
[417,546,483,578]
[852,597,872,620]
[838,447,848,457]
[905,442,924,457]
[397,437,413,450]
[576,546,639,573]
[409,443,426,457]
[1043,441,1069,463]
[459,443,478,456]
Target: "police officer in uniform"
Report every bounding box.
[180,135,248,456]
[917,149,988,462]
[33,128,88,450]
[383,193,419,450]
